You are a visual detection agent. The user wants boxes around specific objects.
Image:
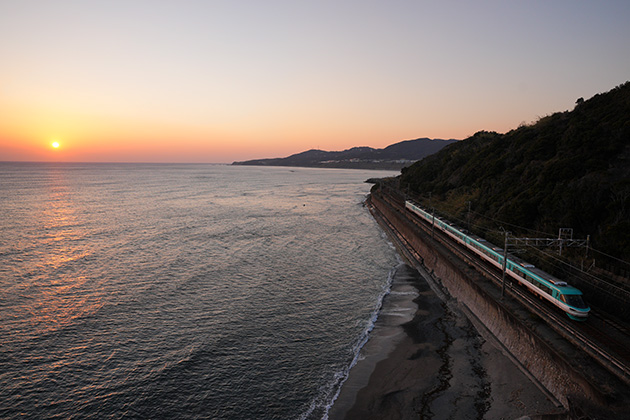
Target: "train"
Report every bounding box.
[405,200,590,320]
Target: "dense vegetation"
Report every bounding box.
[399,82,630,267]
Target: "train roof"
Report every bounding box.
[509,254,534,268]
[405,199,583,296]
[522,264,582,294]
[555,284,583,295]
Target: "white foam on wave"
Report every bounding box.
[297,264,397,420]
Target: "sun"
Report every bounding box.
[52,141,60,149]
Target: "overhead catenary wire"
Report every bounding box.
[411,196,630,278]
[522,244,628,296]
[460,207,630,293]
[468,208,630,268]
[588,247,630,267]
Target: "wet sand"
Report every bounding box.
[328,263,563,420]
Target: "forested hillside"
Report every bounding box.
[399,82,630,267]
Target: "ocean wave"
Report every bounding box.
[0,164,400,420]
[298,264,398,420]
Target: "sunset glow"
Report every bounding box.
[1,1,629,163]
[52,142,60,149]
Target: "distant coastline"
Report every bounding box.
[232,138,457,170]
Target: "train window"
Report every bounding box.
[527,274,538,285]
[565,294,588,309]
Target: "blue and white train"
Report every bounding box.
[405,200,590,320]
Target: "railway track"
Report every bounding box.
[372,193,630,386]
[503,276,630,386]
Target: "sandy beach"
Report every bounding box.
[328,263,564,420]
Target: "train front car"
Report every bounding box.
[557,286,590,321]
[404,200,591,321]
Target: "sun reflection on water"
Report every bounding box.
[23,168,104,335]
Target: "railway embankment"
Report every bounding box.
[368,190,630,417]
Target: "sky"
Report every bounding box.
[1,0,629,163]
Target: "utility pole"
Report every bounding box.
[501,230,509,297]
[558,228,573,256]
[467,201,471,232]
[431,208,435,238]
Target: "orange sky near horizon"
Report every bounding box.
[1,90,478,163]
[2,1,629,163]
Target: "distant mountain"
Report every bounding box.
[232,138,457,170]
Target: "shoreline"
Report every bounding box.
[327,263,419,419]
[328,247,563,419]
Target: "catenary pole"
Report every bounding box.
[501,230,509,297]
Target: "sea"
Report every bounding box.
[0,162,401,420]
